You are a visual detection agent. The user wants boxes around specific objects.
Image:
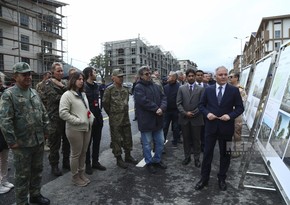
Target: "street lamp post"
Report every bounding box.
[234,36,249,72]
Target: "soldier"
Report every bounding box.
[35,71,51,95]
[39,62,70,176]
[103,68,138,169]
[228,72,247,158]
[36,71,52,151]
[0,62,50,205]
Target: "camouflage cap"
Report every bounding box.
[112,68,126,77]
[13,62,32,73]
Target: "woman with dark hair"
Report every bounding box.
[59,72,94,187]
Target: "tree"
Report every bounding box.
[89,54,111,79]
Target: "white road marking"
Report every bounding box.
[136,140,168,167]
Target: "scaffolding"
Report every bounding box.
[0,0,68,79]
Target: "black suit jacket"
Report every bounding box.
[199,84,244,139]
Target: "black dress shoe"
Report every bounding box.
[153,161,167,169]
[182,157,191,165]
[146,164,157,174]
[194,159,201,168]
[30,194,50,205]
[92,162,107,171]
[194,179,208,191]
[218,179,227,191]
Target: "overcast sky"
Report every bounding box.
[60,0,290,72]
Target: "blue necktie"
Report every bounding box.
[217,86,223,105]
[189,85,193,95]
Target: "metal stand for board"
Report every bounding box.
[238,136,276,191]
[238,53,278,192]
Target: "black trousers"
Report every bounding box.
[86,119,103,165]
[201,132,231,181]
[181,123,201,160]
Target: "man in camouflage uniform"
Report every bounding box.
[0,62,50,205]
[103,68,138,169]
[228,72,247,158]
[35,71,51,94]
[39,62,70,176]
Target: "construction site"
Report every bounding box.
[0,0,68,85]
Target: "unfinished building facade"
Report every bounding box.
[104,37,180,82]
[0,0,67,76]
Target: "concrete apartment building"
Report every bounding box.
[0,0,67,75]
[178,59,197,72]
[233,14,290,71]
[104,37,180,82]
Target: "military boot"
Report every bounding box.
[51,165,62,176]
[125,152,138,164]
[116,156,128,169]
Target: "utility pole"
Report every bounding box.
[234,36,249,72]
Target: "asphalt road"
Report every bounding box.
[0,96,287,205]
[0,96,138,205]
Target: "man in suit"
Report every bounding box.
[177,68,204,167]
[195,66,244,191]
[195,69,209,151]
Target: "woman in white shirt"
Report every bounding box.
[59,72,94,187]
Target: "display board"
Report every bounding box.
[256,41,290,204]
[243,52,276,129]
[239,65,251,90]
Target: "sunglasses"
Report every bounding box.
[143,73,150,76]
[228,76,235,79]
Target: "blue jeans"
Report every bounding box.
[141,129,164,165]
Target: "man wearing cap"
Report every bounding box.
[103,68,138,169]
[39,62,70,176]
[0,62,50,205]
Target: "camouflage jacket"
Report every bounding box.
[0,85,50,147]
[103,84,130,126]
[39,78,67,120]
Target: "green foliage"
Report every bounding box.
[89,53,112,79]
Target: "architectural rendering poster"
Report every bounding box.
[256,42,290,200]
[258,43,290,157]
[244,53,273,129]
[239,65,251,89]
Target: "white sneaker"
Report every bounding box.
[0,184,10,194]
[2,181,14,189]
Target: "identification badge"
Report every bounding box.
[94,100,98,107]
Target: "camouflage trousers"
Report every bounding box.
[232,115,243,151]
[48,119,70,166]
[110,125,133,157]
[12,144,44,205]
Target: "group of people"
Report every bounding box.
[132,66,245,192]
[0,61,245,205]
[0,63,108,205]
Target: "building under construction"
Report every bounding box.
[0,0,68,79]
[104,37,180,82]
